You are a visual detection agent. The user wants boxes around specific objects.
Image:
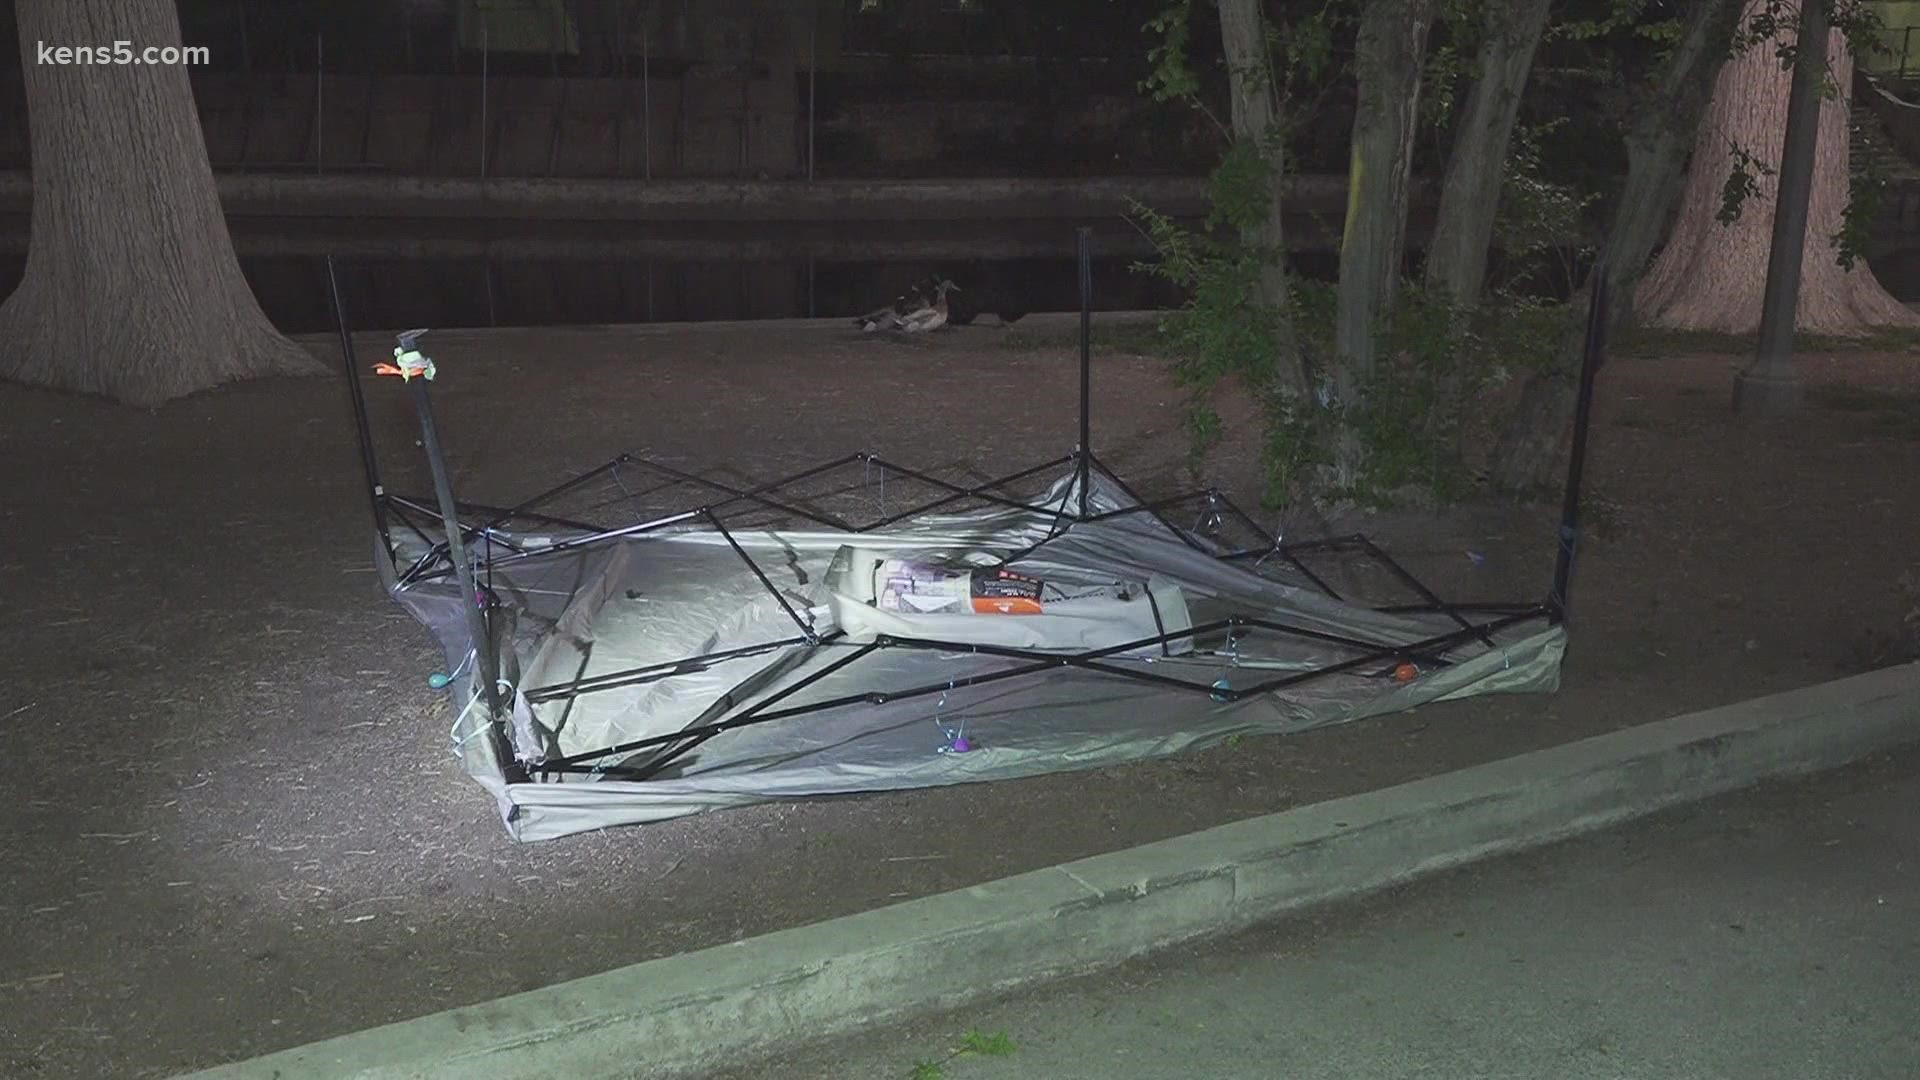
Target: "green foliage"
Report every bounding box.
[1142,1,1204,106]
[1340,289,1570,503]
[1837,121,1887,271]
[1131,146,1294,472]
[1547,0,1687,108]
[1132,150,1329,500]
[1284,6,1340,85]
[902,1029,1016,1079]
[1135,173,1570,508]
[1127,0,1585,509]
[1734,0,1793,58]
[1206,141,1280,233]
[1495,119,1600,274]
[1552,0,1653,41]
[1737,0,1885,66]
[1140,0,1343,143]
[1131,123,1577,507]
[1635,16,1687,45]
[1279,281,1570,505]
[1422,0,1487,131]
[957,1030,1018,1057]
[1716,141,1775,226]
[1424,41,1468,131]
[1551,0,1682,49]
[1717,77,1887,273]
[1721,0,1886,269]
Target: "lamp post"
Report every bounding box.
[1735,0,1825,416]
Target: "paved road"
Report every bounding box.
[707,748,1920,1080]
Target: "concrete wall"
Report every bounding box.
[171,71,798,179]
[0,69,1211,180]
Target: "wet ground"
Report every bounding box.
[0,315,1915,1078]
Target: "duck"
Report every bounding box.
[854,276,939,333]
[898,278,959,334]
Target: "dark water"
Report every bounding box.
[2,224,1915,336]
[258,253,1182,334]
[0,220,1189,334]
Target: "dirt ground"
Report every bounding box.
[0,315,1915,1079]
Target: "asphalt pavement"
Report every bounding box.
[704,746,1920,1080]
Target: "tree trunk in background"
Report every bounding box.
[0,0,317,407]
[1217,0,1305,395]
[1333,0,1434,484]
[1422,0,1553,303]
[1636,23,1919,333]
[1488,0,1745,495]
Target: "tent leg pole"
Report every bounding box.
[407,376,503,723]
[1076,226,1093,520]
[1550,276,1611,623]
[325,256,395,578]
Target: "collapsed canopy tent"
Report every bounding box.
[332,240,1605,843]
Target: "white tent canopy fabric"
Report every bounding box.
[391,470,1563,842]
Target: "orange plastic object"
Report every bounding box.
[972,597,1045,615]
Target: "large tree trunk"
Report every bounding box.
[0,0,317,407]
[1332,0,1434,483]
[1421,0,1553,303]
[1636,21,1919,333]
[1217,0,1305,395]
[1488,0,1745,496]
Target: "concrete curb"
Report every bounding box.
[177,661,1920,1080]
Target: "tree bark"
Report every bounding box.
[0,2,319,407]
[1217,0,1305,395]
[1488,0,1745,496]
[1333,0,1434,483]
[1636,16,1919,333]
[1422,0,1553,303]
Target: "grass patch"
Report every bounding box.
[1040,315,1920,368]
[956,1030,1017,1057]
[1617,324,1920,357]
[1805,384,1920,437]
[902,1029,1018,1079]
[1805,383,1917,412]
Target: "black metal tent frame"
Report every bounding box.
[330,231,1610,787]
